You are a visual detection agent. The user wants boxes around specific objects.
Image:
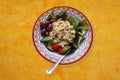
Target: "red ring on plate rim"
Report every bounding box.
[32,6,93,65]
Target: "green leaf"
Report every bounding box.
[41,36,51,43]
[73,36,84,48]
[73,36,79,48]
[76,20,88,36]
[78,36,84,44]
[55,10,66,19]
[76,31,82,36]
[62,46,71,53]
[81,29,87,36]
[68,16,80,29]
[79,19,88,30]
[46,12,53,21]
[73,42,78,48]
[47,40,54,51]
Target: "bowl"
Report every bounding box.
[32,6,93,65]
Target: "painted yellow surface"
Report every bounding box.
[0,0,120,80]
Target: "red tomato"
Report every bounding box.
[52,44,60,51]
[57,48,63,55]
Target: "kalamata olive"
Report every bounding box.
[40,22,44,29]
[45,31,49,36]
[50,18,56,23]
[47,24,53,31]
[41,28,46,36]
[44,21,49,27]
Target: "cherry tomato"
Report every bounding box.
[57,48,63,55]
[52,44,60,51]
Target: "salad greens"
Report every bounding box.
[55,10,66,19]
[41,36,51,42]
[47,40,54,51]
[40,10,88,55]
[68,16,80,29]
[46,12,53,21]
[68,15,88,49]
[62,46,71,53]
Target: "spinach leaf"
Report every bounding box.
[76,31,82,36]
[79,19,88,30]
[46,12,53,21]
[73,35,84,48]
[41,36,51,43]
[55,10,66,19]
[47,40,54,51]
[78,36,84,44]
[78,20,89,35]
[73,36,79,48]
[68,16,80,29]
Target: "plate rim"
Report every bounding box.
[32,6,93,65]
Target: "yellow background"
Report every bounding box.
[0,0,120,80]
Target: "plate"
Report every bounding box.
[32,6,93,65]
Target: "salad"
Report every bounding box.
[40,10,88,55]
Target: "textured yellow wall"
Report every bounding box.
[0,0,120,80]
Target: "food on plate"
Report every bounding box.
[50,20,75,47]
[40,10,88,55]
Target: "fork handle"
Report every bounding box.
[46,55,65,74]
